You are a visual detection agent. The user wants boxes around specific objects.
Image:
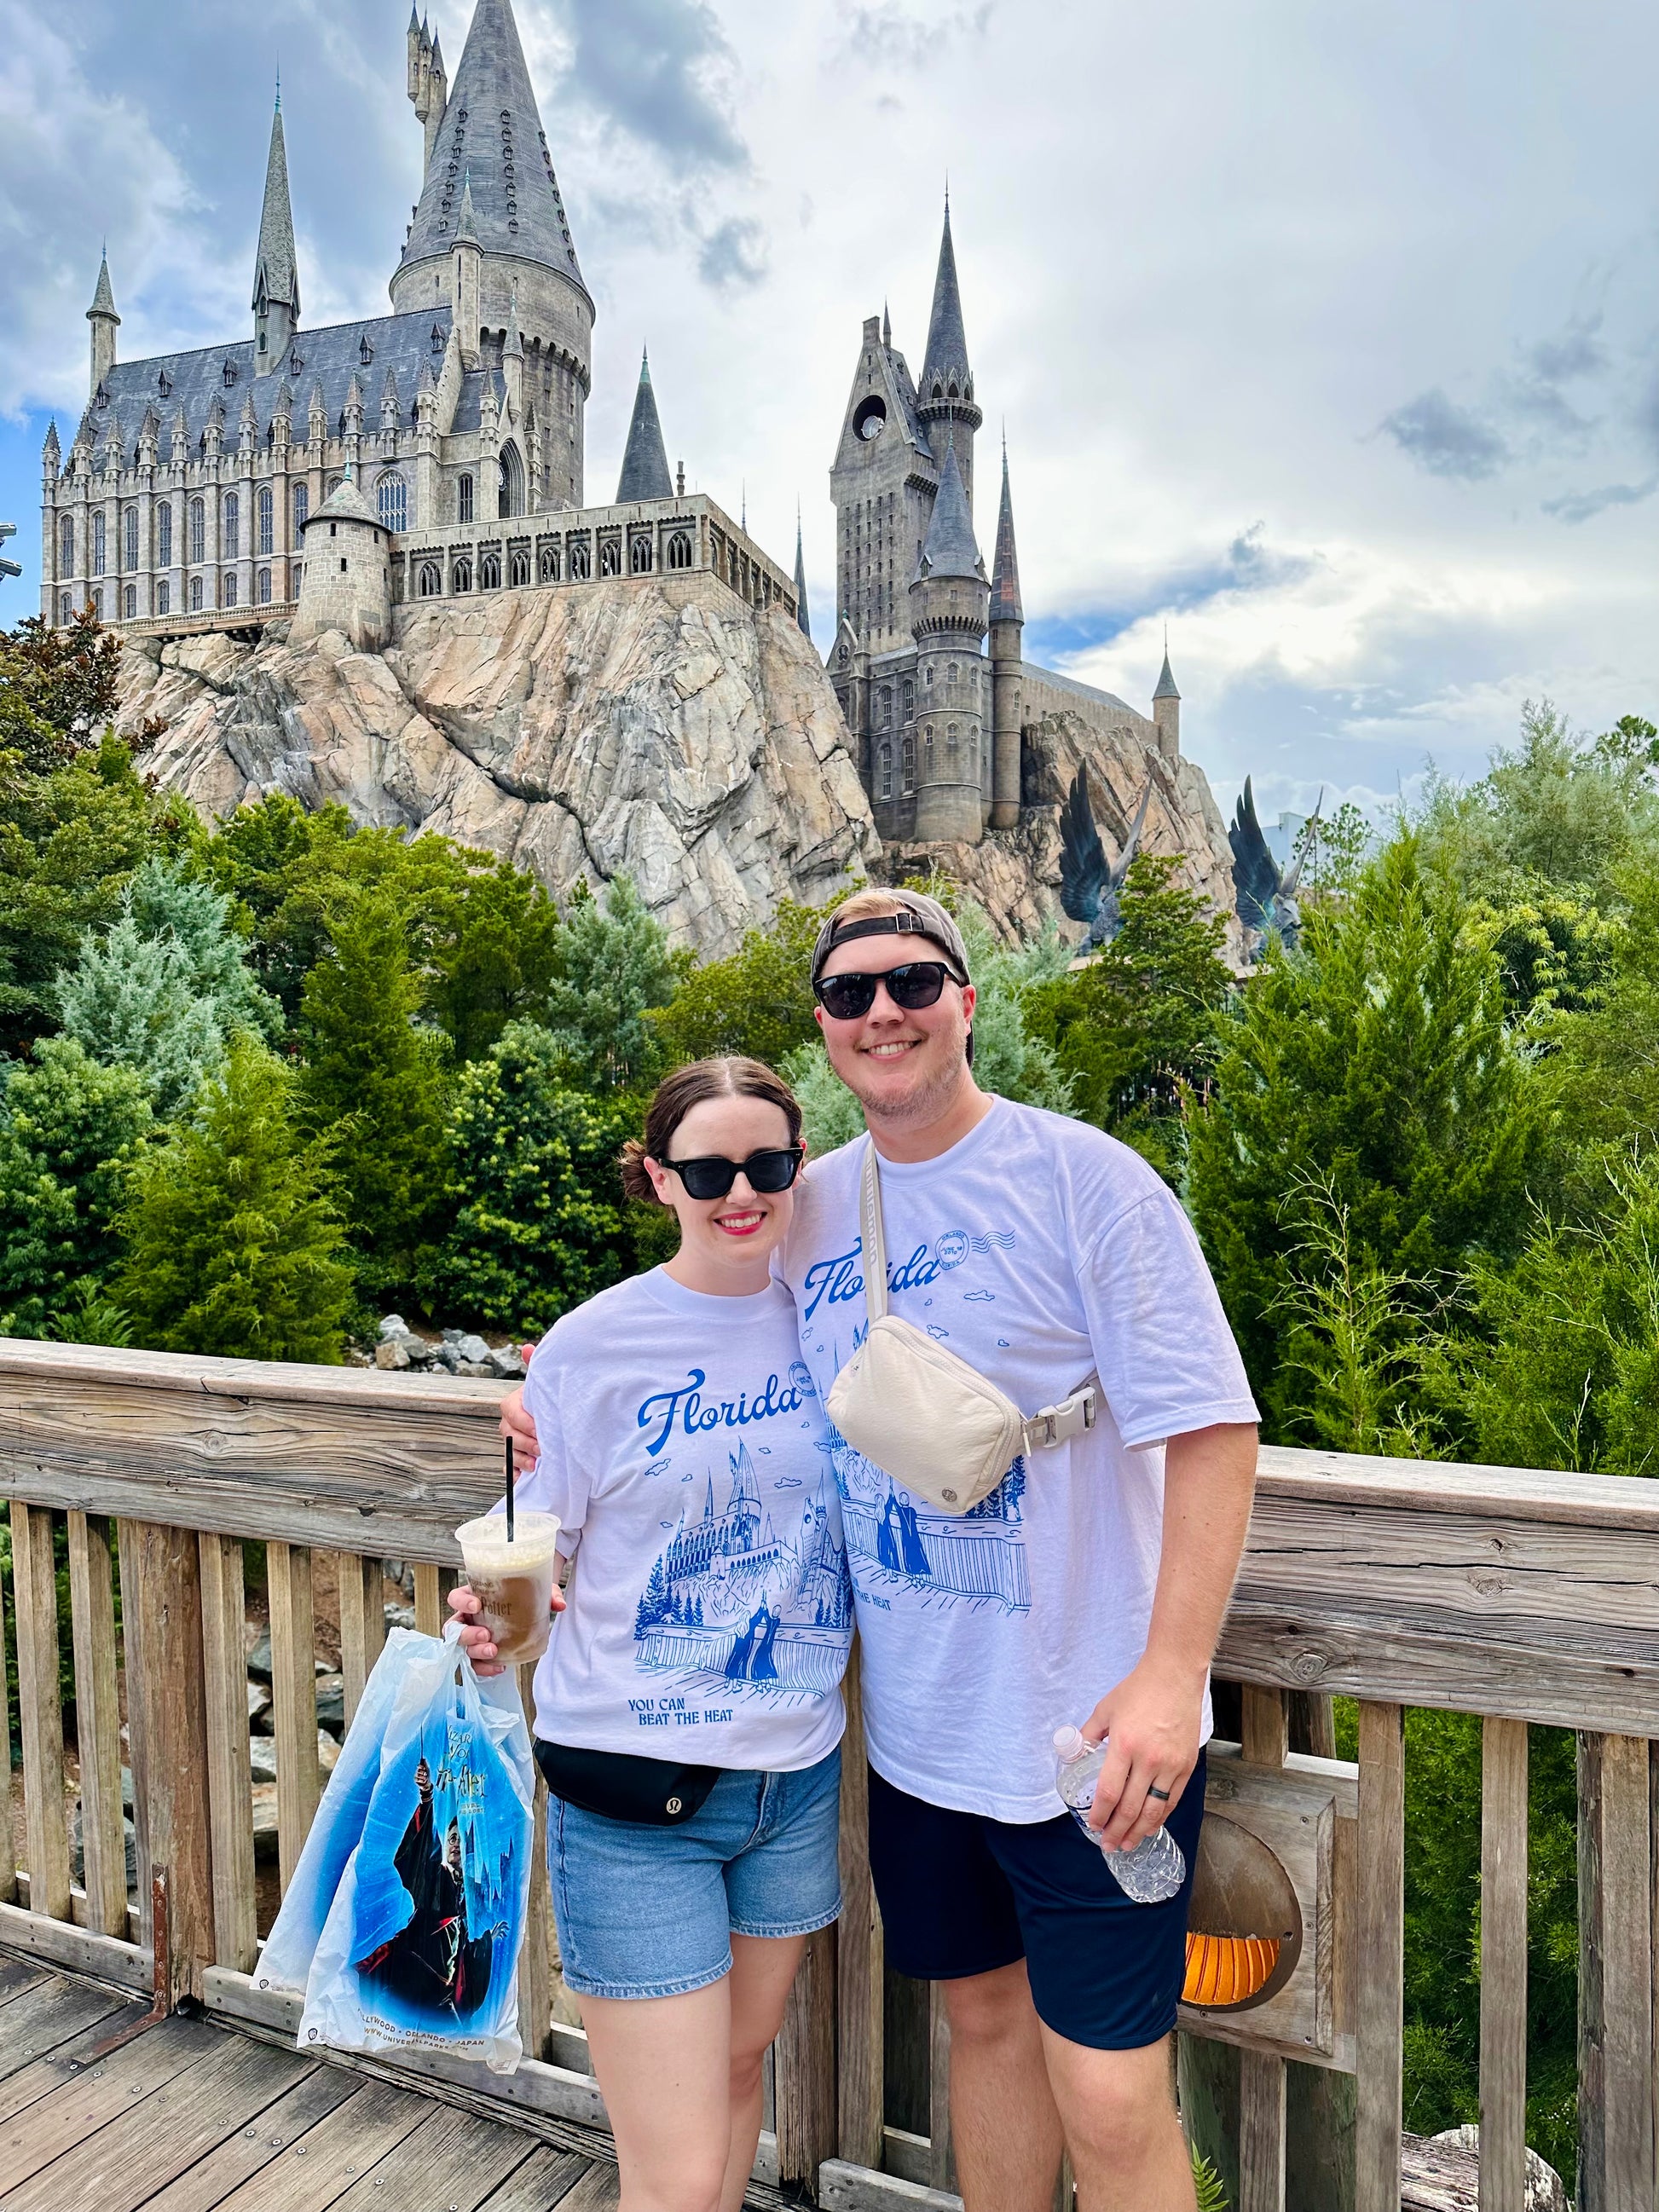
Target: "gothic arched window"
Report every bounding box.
[630,534,652,575]
[59,516,73,575]
[59,593,72,625]
[190,500,205,563]
[599,537,621,577]
[124,585,136,620]
[257,567,272,605]
[479,551,501,590]
[540,543,561,583]
[902,735,916,793]
[157,503,172,567]
[459,473,475,524]
[156,580,170,616]
[498,448,523,520]
[925,724,935,771]
[879,744,893,800]
[510,549,531,587]
[947,722,959,755]
[189,576,203,611]
[92,588,104,620]
[452,557,473,593]
[223,573,239,608]
[124,507,138,569]
[418,561,442,597]
[258,486,274,555]
[903,680,915,719]
[667,531,691,571]
[569,537,591,580]
[92,511,106,577]
[378,474,408,532]
[223,493,240,560]
[293,484,309,535]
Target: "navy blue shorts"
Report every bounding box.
[866,1749,1206,2051]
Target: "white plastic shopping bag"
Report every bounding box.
[262,1626,536,2072]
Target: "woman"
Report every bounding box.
[451,1056,852,2212]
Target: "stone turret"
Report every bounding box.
[452,174,483,370]
[916,199,980,514]
[87,251,119,401]
[988,441,1024,829]
[252,90,300,369]
[908,440,989,843]
[616,348,672,503]
[1153,640,1181,761]
[292,469,391,651]
[408,10,449,170]
[794,512,812,638]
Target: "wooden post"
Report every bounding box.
[66,1511,127,1937]
[1479,1718,1528,2212]
[837,1662,884,2170]
[1238,1689,1288,2212]
[267,1540,319,1893]
[413,1562,454,1637]
[0,1543,16,1903]
[775,1922,838,2187]
[199,1531,257,1973]
[10,1503,69,1921]
[124,1520,216,2006]
[928,1978,955,2193]
[1578,1731,1655,2210]
[338,1551,386,1729]
[517,1662,551,2064]
[1356,1701,1404,2212]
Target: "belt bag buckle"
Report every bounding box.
[1026,1386,1097,1453]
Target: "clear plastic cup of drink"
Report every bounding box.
[454,1511,564,1667]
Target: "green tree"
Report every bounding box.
[114,1037,352,1360]
[55,915,225,1117]
[0,606,124,771]
[0,1039,152,1337]
[127,855,283,1038]
[1187,835,1551,1429]
[424,1022,638,1333]
[656,898,830,1068]
[543,876,686,1092]
[958,903,1074,1112]
[1023,853,1233,1181]
[422,855,564,1062]
[298,894,451,1283]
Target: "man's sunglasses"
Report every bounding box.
[813,961,964,1023]
[660,1146,805,1202]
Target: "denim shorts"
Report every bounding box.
[549,1747,842,2000]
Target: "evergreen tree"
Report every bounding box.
[127,855,282,1038]
[55,915,225,1116]
[0,1038,152,1337]
[114,1037,351,1360]
[298,892,451,1281]
[656,898,831,1068]
[1187,835,1551,1430]
[543,877,686,1093]
[422,854,565,1063]
[425,1021,636,1334]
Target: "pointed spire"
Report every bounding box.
[921,197,970,398]
[794,508,811,638]
[251,96,300,321]
[456,170,478,244]
[88,250,118,324]
[990,438,1022,626]
[1153,631,1181,702]
[616,346,672,501]
[503,281,524,358]
[916,438,982,582]
[882,300,891,349]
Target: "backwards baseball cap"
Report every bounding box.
[810,889,971,989]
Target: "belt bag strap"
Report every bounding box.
[859,1141,1098,1454]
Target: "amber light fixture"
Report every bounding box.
[1180,1814,1303,2014]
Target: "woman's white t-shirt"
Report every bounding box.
[515,1268,853,1773]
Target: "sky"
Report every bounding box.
[3,0,1657,827]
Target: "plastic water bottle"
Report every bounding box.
[1052,1724,1186,1903]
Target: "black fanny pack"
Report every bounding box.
[535,1739,720,1827]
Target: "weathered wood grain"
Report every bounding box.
[0,1563,16,1904]
[1577,1731,1655,2210]
[838,1666,884,2170]
[199,1530,257,1973]
[472,2145,591,2212]
[928,1980,954,2195]
[1241,1685,1289,1770]
[204,2072,430,2212]
[0,2011,217,2190]
[338,1551,386,1730]
[1355,1702,1403,2212]
[1238,2047,1286,2212]
[776,1922,837,2186]
[0,1899,149,1990]
[138,2063,355,2212]
[1478,1718,1527,2212]
[267,1540,319,1893]
[126,1519,217,2004]
[327,2101,540,2211]
[517,1662,551,2066]
[66,1511,126,1938]
[9,1505,68,1922]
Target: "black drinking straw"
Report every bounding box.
[505,1433,515,1542]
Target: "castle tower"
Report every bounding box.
[1153,640,1181,760]
[408,9,449,170]
[292,471,391,651]
[916,199,981,516]
[830,313,936,658]
[391,0,592,505]
[86,251,118,401]
[794,512,812,638]
[616,348,672,502]
[251,89,300,372]
[909,441,989,843]
[452,175,483,372]
[989,442,1024,829]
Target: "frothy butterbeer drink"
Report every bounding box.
[454,1511,563,1667]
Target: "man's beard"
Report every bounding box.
[839,1031,968,1129]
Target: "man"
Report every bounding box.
[505,887,1258,2212]
[354,1754,501,2020]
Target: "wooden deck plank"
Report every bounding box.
[331,2104,545,2212]
[548,2167,620,2210]
[472,2146,591,2212]
[0,2015,217,2191]
[0,1978,133,2099]
[0,2030,311,2211]
[204,2074,431,2212]
[0,1958,51,2010]
[138,2063,360,2212]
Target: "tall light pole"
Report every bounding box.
[0,523,20,587]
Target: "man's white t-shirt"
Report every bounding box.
[776,1097,1258,1822]
[516,1268,853,1772]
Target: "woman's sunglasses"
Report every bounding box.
[660,1146,805,1202]
[812,961,964,1024]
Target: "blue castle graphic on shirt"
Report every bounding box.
[829,1433,1032,1614]
[632,1444,853,1699]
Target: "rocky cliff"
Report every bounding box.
[115,574,1239,959]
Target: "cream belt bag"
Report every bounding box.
[825,1142,1100,1516]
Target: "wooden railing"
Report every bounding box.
[1,1338,1656,2211]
